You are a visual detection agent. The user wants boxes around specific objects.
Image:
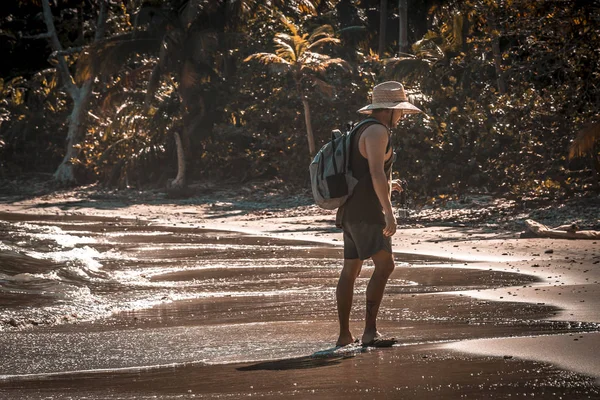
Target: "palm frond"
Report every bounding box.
[279,14,299,37]
[307,37,340,51]
[274,36,297,62]
[293,34,309,60]
[412,39,445,61]
[301,51,330,62]
[300,56,351,75]
[569,122,600,159]
[319,57,352,72]
[297,0,318,15]
[75,31,162,84]
[244,53,291,66]
[276,33,294,43]
[307,24,334,42]
[383,56,432,83]
[339,26,367,34]
[300,56,326,73]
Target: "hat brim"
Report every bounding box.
[357,101,423,115]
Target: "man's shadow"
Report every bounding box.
[237,356,342,371]
[237,346,361,371]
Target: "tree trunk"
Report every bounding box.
[378,0,387,57]
[53,81,93,183]
[171,91,204,190]
[491,37,506,94]
[302,97,316,156]
[170,131,186,189]
[591,151,600,191]
[41,0,107,184]
[488,15,506,94]
[461,10,470,53]
[398,0,408,54]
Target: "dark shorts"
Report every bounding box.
[343,223,393,260]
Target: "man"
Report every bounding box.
[335,81,423,347]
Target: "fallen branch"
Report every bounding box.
[522,219,600,239]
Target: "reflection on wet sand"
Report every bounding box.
[0,212,599,399]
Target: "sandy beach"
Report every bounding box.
[0,187,599,399]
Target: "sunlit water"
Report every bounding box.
[0,216,343,331]
[0,214,360,377]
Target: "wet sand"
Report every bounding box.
[2,344,598,399]
[0,198,599,399]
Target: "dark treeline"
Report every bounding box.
[1,0,599,200]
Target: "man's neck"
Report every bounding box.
[371,112,392,129]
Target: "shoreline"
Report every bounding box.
[1,189,599,397]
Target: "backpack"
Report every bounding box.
[309,118,379,210]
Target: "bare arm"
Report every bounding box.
[362,125,396,237]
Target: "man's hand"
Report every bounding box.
[391,179,403,193]
[383,211,397,237]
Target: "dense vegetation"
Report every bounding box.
[1,0,598,201]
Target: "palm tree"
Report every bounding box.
[383,38,445,85]
[76,0,328,188]
[77,1,225,189]
[244,15,350,156]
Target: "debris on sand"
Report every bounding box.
[521,219,600,240]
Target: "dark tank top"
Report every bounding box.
[336,121,394,227]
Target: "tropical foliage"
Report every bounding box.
[244,14,350,156]
[1,0,598,199]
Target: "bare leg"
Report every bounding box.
[336,258,363,346]
[362,249,395,344]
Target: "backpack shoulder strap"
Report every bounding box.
[349,117,388,145]
[350,117,381,135]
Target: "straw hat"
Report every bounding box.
[358,81,423,115]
